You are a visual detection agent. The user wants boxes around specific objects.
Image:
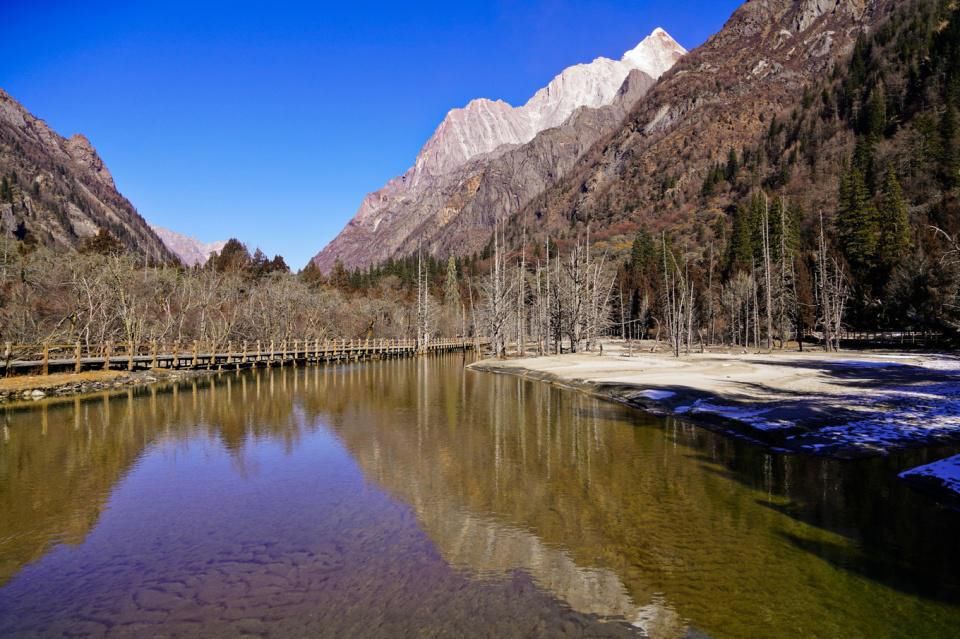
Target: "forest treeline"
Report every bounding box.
[327,0,960,353]
[4,0,960,357]
[675,0,960,343]
[0,232,441,349]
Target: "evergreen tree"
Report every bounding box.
[769,197,787,262]
[629,227,655,284]
[863,82,887,141]
[268,255,290,274]
[79,228,125,256]
[941,103,959,189]
[211,239,252,273]
[726,204,754,275]
[329,259,351,290]
[725,148,740,183]
[443,256,461,308]
[837,166,879,281]
[877,166,911,272]
[250,248,270,276]
[299,261,326,288]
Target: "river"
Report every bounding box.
[1,355,959,637]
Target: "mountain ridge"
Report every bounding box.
[150,224,227,267]
[312,28,686,271]
[498,0,886,252]
[0,89,177,262]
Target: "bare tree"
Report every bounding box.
[661,232,693,357]
[479,221,513,357]
[760,193,774,350]
[817,211,849,352]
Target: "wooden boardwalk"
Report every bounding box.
[2,338,481,377]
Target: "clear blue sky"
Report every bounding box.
[1,0,741,268]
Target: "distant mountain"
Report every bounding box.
[0,89,176,261]
[407,28,686,186]
[312,29,686,271]
[501,0,891,250]
[150,225,227,267]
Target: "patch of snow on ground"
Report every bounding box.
[899,454,960,494]
[675,400,795,431]
[919,357,960,372]
[833,359,905,368]
[792,381,960,453]
[636,390,675,401]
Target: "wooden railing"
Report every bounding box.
[1,337,484,377]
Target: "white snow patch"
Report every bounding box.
[675,400,795,431]
[919,357,960,372]
[637,390,675,401]
[833,359,904,368]
[900,454,960,494]
[792,380,960,453]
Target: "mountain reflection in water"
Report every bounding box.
[1,356,959,638]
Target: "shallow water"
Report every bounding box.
[1,356,959,638]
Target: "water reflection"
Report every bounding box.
[0,357,958,638]
[317,358,960,638]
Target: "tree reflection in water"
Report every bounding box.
[0,356,959,638]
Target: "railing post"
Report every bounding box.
[128,340,135,371]
[3,342,10,377]
[75,341,82,373]
[103,341,112,371]
[151,340,158,369]
[192,340,199,368]
[257,340,262,364]
[269,340,275,366]
[241,341,248,369]
[42,344,49,376]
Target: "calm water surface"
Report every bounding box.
[1,356,959,638]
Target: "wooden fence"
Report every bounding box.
[1,337,483,377]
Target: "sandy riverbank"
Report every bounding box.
[469,342,960,501]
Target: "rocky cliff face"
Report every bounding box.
[497,0,890,251]
[313,29,685,271]
[408,28,685,186]
[150,225,227,267]
[0,89,176,261]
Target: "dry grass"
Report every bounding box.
[0,370,125,393]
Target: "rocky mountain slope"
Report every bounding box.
[150,224,227,267]
[501,0,891,252]
[0,89,176,261]
[313,29,686,271]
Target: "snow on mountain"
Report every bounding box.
[150,225,227,267]
[406,28,686,187]
[622,28,688,79]
[313,28,686,272]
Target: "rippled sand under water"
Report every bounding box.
[0,357,959,637]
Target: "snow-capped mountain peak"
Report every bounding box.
[405,28,686,186]
[622,28,688,80]
[314,27,686,271]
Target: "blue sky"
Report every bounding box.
[1,1,741,268]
